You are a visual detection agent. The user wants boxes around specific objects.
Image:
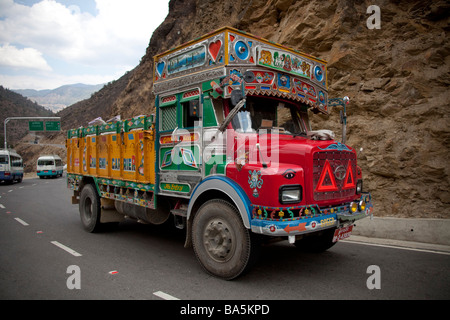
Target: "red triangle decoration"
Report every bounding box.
[315,160,338,192]
[343,161,356,189]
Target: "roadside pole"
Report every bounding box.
[3,117,61,149]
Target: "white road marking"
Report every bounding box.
[8,190,13,192]
[50,241,82,257]
[14,218,29,226]
[153,291,180,300]
[0,204,5,209]
[342,239,450,256]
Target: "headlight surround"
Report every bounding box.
[356,179,363,194]
[279,185,302,204]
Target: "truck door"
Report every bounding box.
[158,88,202,197]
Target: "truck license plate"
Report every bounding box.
[332,225,353,242]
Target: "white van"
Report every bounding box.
[37,155,64,178]
[0,149,24,184]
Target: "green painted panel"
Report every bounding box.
[202,98,218,127]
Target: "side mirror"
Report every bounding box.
[230,90,243,106]
[343,96,350,104]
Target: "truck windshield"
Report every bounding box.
[231,96,310,135]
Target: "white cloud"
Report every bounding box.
[0,0,169,89]
[0,43,52,71]
[1,0,168,65]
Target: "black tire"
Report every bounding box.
[294,227,337,253]
[192,199,259,280]
[79,183,102,233]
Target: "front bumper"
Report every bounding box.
[250,192,373,237]
[337,193,373,222]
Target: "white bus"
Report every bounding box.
[0,149,24,184]
[37,155,64,178]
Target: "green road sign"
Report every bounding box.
[29,121,44,131]
[45,121,61,131]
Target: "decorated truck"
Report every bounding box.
[66,27,373,280]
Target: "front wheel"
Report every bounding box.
[192,199,259,280]
[79,183,102,233]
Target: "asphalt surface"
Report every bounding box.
[1,177,449,301]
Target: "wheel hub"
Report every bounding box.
[203,220,234,262]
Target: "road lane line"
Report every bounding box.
[153,291,180,300]
[14,218,29,226]
[342,239,450,256]
[0,204,5,209]
[50,241,82,257]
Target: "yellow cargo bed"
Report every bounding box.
[66,115,156,185]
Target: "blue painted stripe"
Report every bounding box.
[190,175,252,223]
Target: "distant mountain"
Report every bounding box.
[57,74,132,130]
[14,83,104,112]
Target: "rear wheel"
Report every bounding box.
[192,199,259,280]
[79,184,102,233]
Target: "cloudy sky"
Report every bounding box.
[0,0,170,90]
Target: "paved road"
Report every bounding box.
[1,177,449,301]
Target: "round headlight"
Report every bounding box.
[349,202,358,213]
[359,201,366,212]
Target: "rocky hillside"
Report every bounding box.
[64,0,450,218]
[0,86,54,148]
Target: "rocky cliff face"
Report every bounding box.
[109,0,449,218]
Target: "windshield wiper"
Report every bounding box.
[218,98,246,133]
[211,98,246,142]
[291,132,307,138]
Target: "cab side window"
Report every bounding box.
[182,99,200,128]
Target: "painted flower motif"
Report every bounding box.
[248,170,263,189]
